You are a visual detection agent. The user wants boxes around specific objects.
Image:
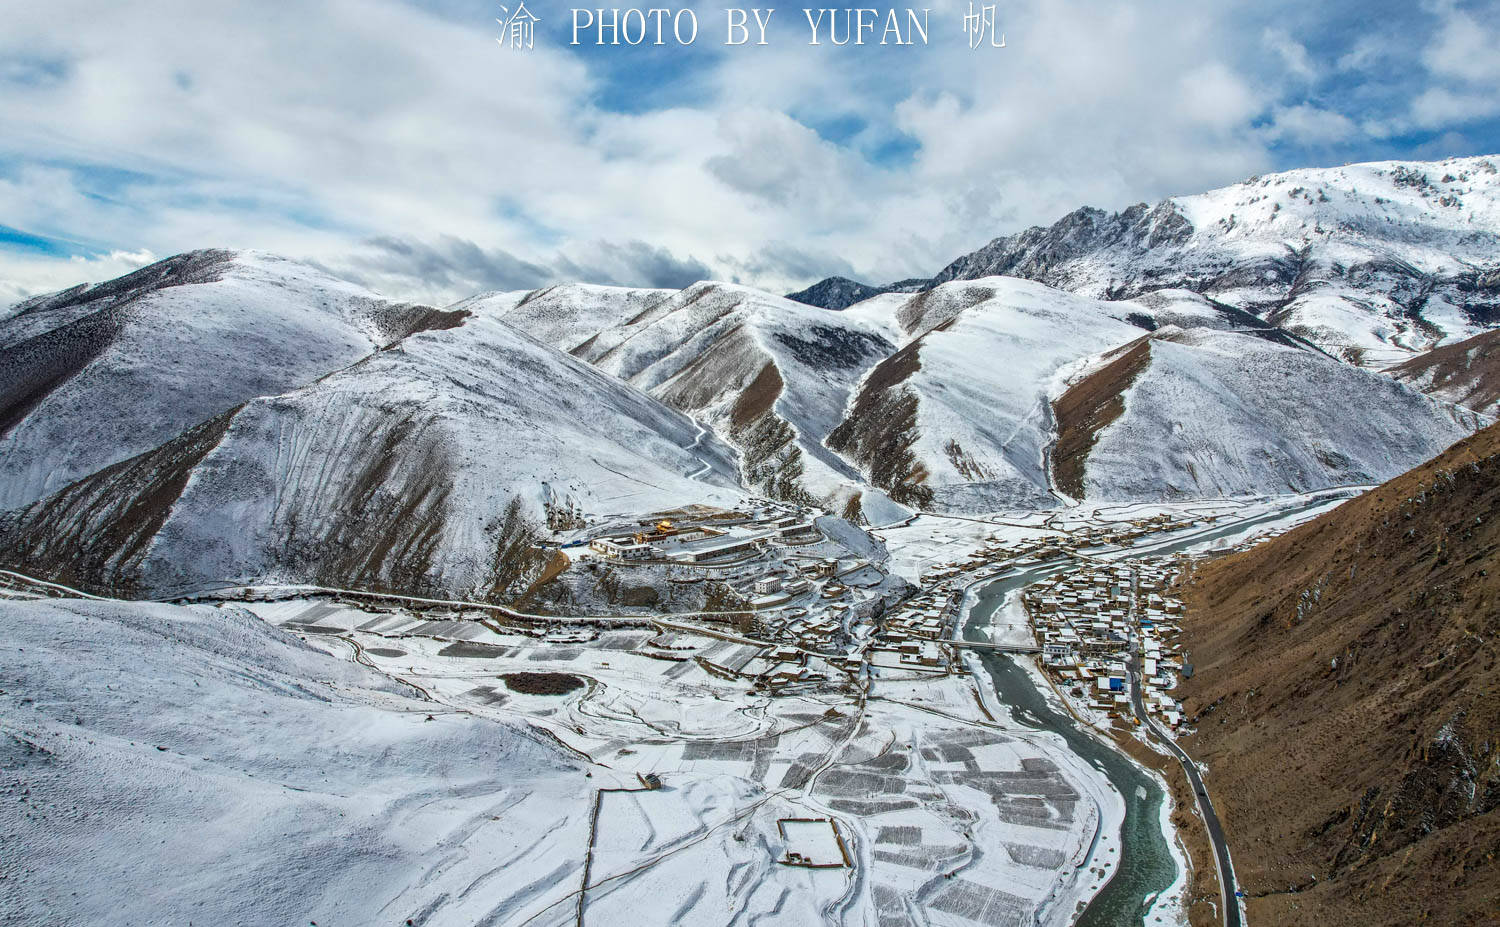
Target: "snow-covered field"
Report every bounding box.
[220,594,1123,926]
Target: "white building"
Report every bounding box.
[590,537,654,560]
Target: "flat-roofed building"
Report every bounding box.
[590,537,655,560]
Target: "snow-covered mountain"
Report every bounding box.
[0,250,466,511]
[5,159,1497,599]
[827,279,1145,510]
[0,306,743,598]
[1388,328,1500,416]
[784,275,927,312]
[795,156,1500,373]
[496,280,911,523]
[1054,326,1484,500]
[455,282,675,353]
[0,595,590,925]
[823,277,1482,510]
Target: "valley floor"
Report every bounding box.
[242,595,1123,927]
[0,490,1353,927]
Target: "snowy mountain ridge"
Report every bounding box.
[0,308,744,599]
[496,279,912,523]
[0,249,468,511]
[822,277,1484,511]
[794,155,1500,370]
[3,154,1497,600]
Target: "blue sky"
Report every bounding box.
[1,0,1498,305]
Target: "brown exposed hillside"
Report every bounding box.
[826,332,934,508]
[1176,423,1500,926]
[651,324,811,504]
[1050,337,1151,499]
[1389,328,1500,415]
[0,410,236,594]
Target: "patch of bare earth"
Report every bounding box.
[826,329,937,508]
[1050,337,1152,499]
[1389,328,1500,415]
[501,672,584,695]
[0,410,237,594]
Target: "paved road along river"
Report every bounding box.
[963,497,1345,926]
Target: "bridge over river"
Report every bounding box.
[947,640,1041,654]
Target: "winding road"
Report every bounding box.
[1125,583,1242,927]
[685,420,716,480]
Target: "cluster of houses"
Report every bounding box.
[914,514,1201,588]
[865,588,960,673]
[1023,559,1187,729]
[698,642,856,694]
[574,508,1211,705]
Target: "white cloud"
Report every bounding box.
[1266,104,1359,145]
[1263,28,1317,82]
[0,0,1488,304]
[1421,1,1500,85]
[0,249,156,310]
[1360,1,1500,137]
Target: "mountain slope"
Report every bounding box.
[824,278,1480,510]
[1176,422,1500,925]
[455,282,675,353]
[828,278,1146,510]
[784,275,927,311]
[1388,328,1500,415]
[1068,326,1486,500]
[0,596,589,926]
[504,280,907,522]
[797,156,1500,374]
[0,250,462,510]
[0,312,743,599]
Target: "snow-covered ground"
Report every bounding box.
[1,490,1368,926]
[4,153,1498,927]
[217,594,1124,926]
[0,596,592,926]
[864,277,1145,511]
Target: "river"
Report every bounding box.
[962,496,1346,925]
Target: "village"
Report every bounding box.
[559,503,1219,705]
[1023,558,1188,730]
[3,491,1352,927]
[170,497,1231,713]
